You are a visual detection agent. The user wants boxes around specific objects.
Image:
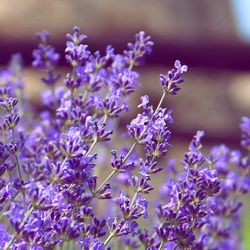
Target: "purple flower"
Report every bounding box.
[240,116,250,150]
[65,26,90,66]
[32,31,60,85]
[0,27,248,250]
[113,70,139,97]
[0,97,18,111]
[137,95,149,110]
[111,150,134,173]
[98,96,127,118]
[128,176,153,194]
[160,60,188,95]
[124,31,154,68]
[59,128,86,158]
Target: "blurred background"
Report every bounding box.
[0,0,249,247]
[0,0,249,144]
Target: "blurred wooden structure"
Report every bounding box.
[0,0,249,144]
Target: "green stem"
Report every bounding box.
[128,60,134,71]
[123,142,137,163]
[155,91,166,114]
[95,169,116,194]
[61,156,68,167]
[129,190,139,209]
[19,206,34,228]
[159,241,164,250]
[61,240,71,250]
[102,113,108,124]
[104,230,116,246]
[86,137,97,156]
[82,88,88,102]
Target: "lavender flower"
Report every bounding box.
[240,116,250,150]
[0,27,248,250]
[160,60,188,95]
[124,31,154,68]
[65,26,90,67]
[32,31,60,85]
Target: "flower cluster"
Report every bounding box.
[0,26,249,250]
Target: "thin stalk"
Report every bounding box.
[13,154,26,204]
[82,88,88,102]
[173,244,179,250]
[14,154,22,181]
[95,169,116,194]
[159,241,164,250]
[128,60,134,71]
[152,223,163,238]
[155,91,166,114]
[104,230,116,246]
[102,113,108,124]
[19,206,34,228]
[122,142,137,163]
[86,137,97,157]
[61,156,68,168]
[129,190,139,209]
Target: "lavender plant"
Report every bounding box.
[0,26,249,250]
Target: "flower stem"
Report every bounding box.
[155,91,166,114]
[104,230,116,246]
[123,142,137,163]
[14,154,23,182]
[159,241,164,250]
[13,154,26,205]
[129,190,139,209]
[95,169,116,193]
[86,137,97,156]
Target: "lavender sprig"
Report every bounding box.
[0,27,249,250]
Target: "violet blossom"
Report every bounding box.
[0,26,248,250]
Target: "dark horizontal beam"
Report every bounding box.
[0,38,250,71]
